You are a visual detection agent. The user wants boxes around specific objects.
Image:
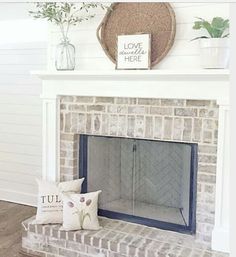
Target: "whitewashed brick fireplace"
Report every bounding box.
[33,70,229,254]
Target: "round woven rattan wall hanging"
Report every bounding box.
[97,3,176,68]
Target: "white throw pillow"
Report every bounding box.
[34,178,84,224]
[61,191,101,231]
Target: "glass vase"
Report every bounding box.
[55,40,75,71]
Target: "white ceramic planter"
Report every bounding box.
[199,38,229,69]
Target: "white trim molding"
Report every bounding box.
[212,104,230,253]
[42,97,60,181]
[33,69,230,253]
[34,70,229,102]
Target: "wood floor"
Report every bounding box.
[0,201,36,257]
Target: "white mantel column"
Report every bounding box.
[42,96,60,181]
[212,103,230,253]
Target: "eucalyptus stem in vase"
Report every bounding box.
[29,2,108,70]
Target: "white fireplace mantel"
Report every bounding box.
[33,70,229,105]
[33,70,230,253]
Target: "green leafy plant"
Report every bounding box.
[29,2,108,42]
[192,17,229,41]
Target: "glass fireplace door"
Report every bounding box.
[79,135,197,234]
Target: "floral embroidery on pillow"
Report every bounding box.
[67,197,92,228]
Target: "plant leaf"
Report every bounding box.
[193,21,203,30]
[223,33,230,38]
[192,16,230,39]
[195,17,206,21]
[211,17,228,37]
[28,2,110,29]
[202,21,214,37]
[191,36,209,41]
[212,17,225,29]
[81,212,91,229]
[223,19,230,29]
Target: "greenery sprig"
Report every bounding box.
[29,2,109,41]
[192,17,229,41]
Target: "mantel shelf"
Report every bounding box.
[32,69,229,81]
[33,69,230,105]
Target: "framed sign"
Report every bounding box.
[116,34,151,70]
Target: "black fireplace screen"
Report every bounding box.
[79,135,197,234]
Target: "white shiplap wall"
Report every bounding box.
[48,3,230,70]
[0,42,46,206]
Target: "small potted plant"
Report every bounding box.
[192,17,229,69]
[29,3,108,71]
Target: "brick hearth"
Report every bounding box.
[22,216,228,257]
